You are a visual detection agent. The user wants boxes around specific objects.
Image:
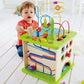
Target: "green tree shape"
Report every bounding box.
[44,18,47,28]
[50,18,54,40]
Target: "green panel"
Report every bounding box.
[20,30,77,50]
[22,63,74,84]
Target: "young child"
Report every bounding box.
[16,1,38,57]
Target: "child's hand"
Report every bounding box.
[17,26,23,33]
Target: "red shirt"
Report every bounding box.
[16,20,38,46]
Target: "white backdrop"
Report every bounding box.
[3,0,74,14]
[0,0,4,9]
[3,0,36,8]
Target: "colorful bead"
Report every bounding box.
[53,1,58,4]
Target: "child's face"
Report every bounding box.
[20,7,35,23]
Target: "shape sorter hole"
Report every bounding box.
[69,40,72,46]
[62,47,64,52]
[65,52,68,57]
[66,44,68,49]
[69,49,72,53]
[62,62,70,73]
[61,55,65,61]
[61,46,65,53]
[65,62,70,66]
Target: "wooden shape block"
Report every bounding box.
[27,26,34,36]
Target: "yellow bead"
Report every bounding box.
[41,38,47,42]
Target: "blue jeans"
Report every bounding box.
[16,45,23,57]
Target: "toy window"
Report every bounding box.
[69,40,72,46]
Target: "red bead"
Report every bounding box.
[58,38,63,41]
[66,53,71,57]
[36,27,41,32]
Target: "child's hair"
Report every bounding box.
[19,1,35,13]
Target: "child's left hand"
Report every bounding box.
[16,26,24,33]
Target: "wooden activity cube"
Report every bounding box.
[20,30,77,84]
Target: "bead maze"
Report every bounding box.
[16,5,20,16]
[20,1,77,84]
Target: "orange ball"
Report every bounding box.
[55,5,61,10]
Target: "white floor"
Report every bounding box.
[0,8,84,84]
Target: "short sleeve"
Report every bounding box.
[16,20,24,31]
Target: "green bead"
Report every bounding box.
[44,31,48,34]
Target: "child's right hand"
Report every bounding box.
[17,26,24,33]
